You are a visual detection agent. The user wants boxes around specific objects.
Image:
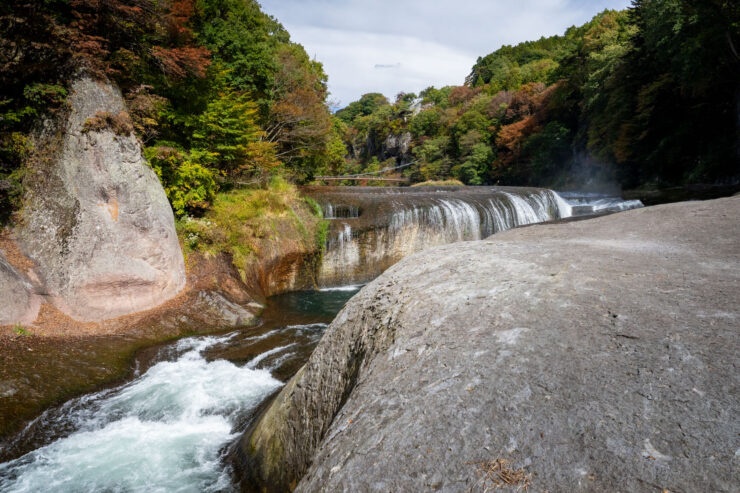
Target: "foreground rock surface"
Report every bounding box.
[243,196,740,492]
[16,76,185,321]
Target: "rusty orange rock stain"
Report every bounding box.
[107,199,119,222]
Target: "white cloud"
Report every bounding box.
[290,26,475,106]
[259,0,632,106]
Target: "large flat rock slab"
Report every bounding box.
[244,196,740,492]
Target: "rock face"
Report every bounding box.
[242,196,740,492]
[17,77,185,321]
[382,132,412,159]
[0,255,41,326]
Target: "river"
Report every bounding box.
[0,188,641,491]
[0,287,362,492]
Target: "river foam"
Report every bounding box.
[0,335,282,493]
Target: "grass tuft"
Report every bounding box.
[13,323,30,336]
[411,179,465,187]
[469,459,531,491]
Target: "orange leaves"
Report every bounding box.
[152,0,211,79]
[171,0,195,20]
[166,0,197,42]
[496,116,541,167]
[113,4,144,19]
[449,86,482,106]
[504,82,547,121]
[494,82,559,174]
[151,45,211,79]
[56,0,211,81]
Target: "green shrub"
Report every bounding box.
[177,178,322,281]
[145,146,218,217]
[303,196,323,218]
[23,84,67,108]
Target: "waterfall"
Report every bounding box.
[311,187,577,287]
[556,191,642,215]
[320,224,360,285]
[322,204,360,219]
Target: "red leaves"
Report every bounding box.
[152,45,211,79]
[449,86,482,106]
[171,0,195,22]
[504,82,547,121]
[494,82,559,173]
[165,0,196,43]
[33,0,211,81]
[151,0,211,79]
[114,5,144,17]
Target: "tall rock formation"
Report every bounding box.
[0,255,41,326]
[16,76,185,322]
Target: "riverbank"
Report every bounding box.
[0,181,325,440]
[0,286,363,489]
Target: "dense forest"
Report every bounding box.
[336,1,740,189]
[1,1,739,224]
[0,0,345,222]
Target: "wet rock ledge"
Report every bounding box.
[240,195,740,492]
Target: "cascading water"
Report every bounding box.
[322,204,360,219]
[0,335,280,492]
[0,287,363,492]
[557,191,643,215]
[307,186,576,287]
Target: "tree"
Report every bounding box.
[335,93,389,123]
[413,136,452,181]
[192,88,278,177]
[453,143,493,185]
[263,44,334,181]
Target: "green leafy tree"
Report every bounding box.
[335,93,390,123]
[192,88,275,177]
[146,147,217,216]
[522,122,571,179]
[413,136,452,181]
[453,143,493,185]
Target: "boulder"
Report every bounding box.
[17,77,185,321]
[242,196,740,492]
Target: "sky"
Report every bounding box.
[258,0,631,108]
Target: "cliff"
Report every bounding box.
[11,76,185,322]
[241,195,740,492]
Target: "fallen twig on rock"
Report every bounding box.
[468,458,531,491]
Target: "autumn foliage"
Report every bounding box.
[494,83,557,178]
[341,3,739,188]
[1,0,344,219]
